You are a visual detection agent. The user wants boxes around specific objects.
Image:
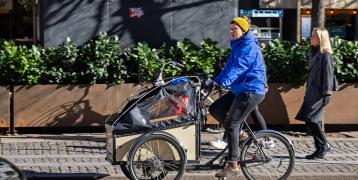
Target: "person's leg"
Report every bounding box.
[224,93,265,161]
[309,121,328,147]
[237,107,265,142]
[250,106,267,130]
[305,121,321,159]
[209,92,235,145]
[215,93,265,177]
[311,124,321,150]
[313,121,332,158]
[208,92,235,124]
[250,106,276,148]
[306,121,330,159]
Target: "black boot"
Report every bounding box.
[305,148,320,160]
[316,143,332,159]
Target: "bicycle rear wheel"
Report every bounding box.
[240,131,295,180]
[128,134,186,180]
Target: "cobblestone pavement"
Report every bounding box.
[0,132,358,180]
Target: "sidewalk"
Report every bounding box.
[1,131,358,180]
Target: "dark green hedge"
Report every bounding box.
[0,33,357,85]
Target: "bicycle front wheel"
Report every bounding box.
[128,134,186,180]
[240,131,295,180]
[120,164,131,179]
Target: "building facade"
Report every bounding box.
[0,0,357,48]
[261,0,358,40]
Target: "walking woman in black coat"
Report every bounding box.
[296,27,338,159]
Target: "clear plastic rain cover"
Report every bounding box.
[113,77,197,135]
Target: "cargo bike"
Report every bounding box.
[105,60,295,180]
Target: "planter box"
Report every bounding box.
[0,86,9,128]
[14,84,142,127]
[11,83,358,128]
[260,83,358,125]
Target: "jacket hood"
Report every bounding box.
[230,30,257,48]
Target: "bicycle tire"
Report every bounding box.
[128,134,186,180]
[240,131,295,180]
[120,164,131,179]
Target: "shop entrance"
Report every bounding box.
[301,9,358,40]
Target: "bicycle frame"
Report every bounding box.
[188,118,296,169]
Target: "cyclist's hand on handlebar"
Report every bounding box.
[204,80,220,90]
[204,79,214,86]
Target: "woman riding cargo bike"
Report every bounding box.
[208,16,269,177]
[105,16,295,180]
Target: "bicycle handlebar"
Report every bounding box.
[200,81,216,104]
[154,53,184,86]
[169,61,184,68]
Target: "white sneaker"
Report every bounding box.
[209,140,227,149]
[262,139,275,149]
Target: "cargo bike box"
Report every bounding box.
[105,77,201,167]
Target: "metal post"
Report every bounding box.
[355,15,358,40]
[33,0,37,43]
[296,0,301,42]
[237,0,239,17]
[279,17,283,39]
[6,85,16,135]
[9,9,12,39]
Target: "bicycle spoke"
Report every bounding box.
[156,139,160,155]
[162,161,179,171]
[161,142,173,160]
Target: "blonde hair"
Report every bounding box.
[313,27,333,54]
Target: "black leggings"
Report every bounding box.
[209,91,265,160]
[251,106,267,130]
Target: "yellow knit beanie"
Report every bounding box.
[230,16,250,33]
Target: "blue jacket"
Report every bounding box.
[214,31,266,95]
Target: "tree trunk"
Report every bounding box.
[311,0,325,30]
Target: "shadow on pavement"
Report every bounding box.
[24,171,109,180]
[0,134,105,142]
[0,157,26,180]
